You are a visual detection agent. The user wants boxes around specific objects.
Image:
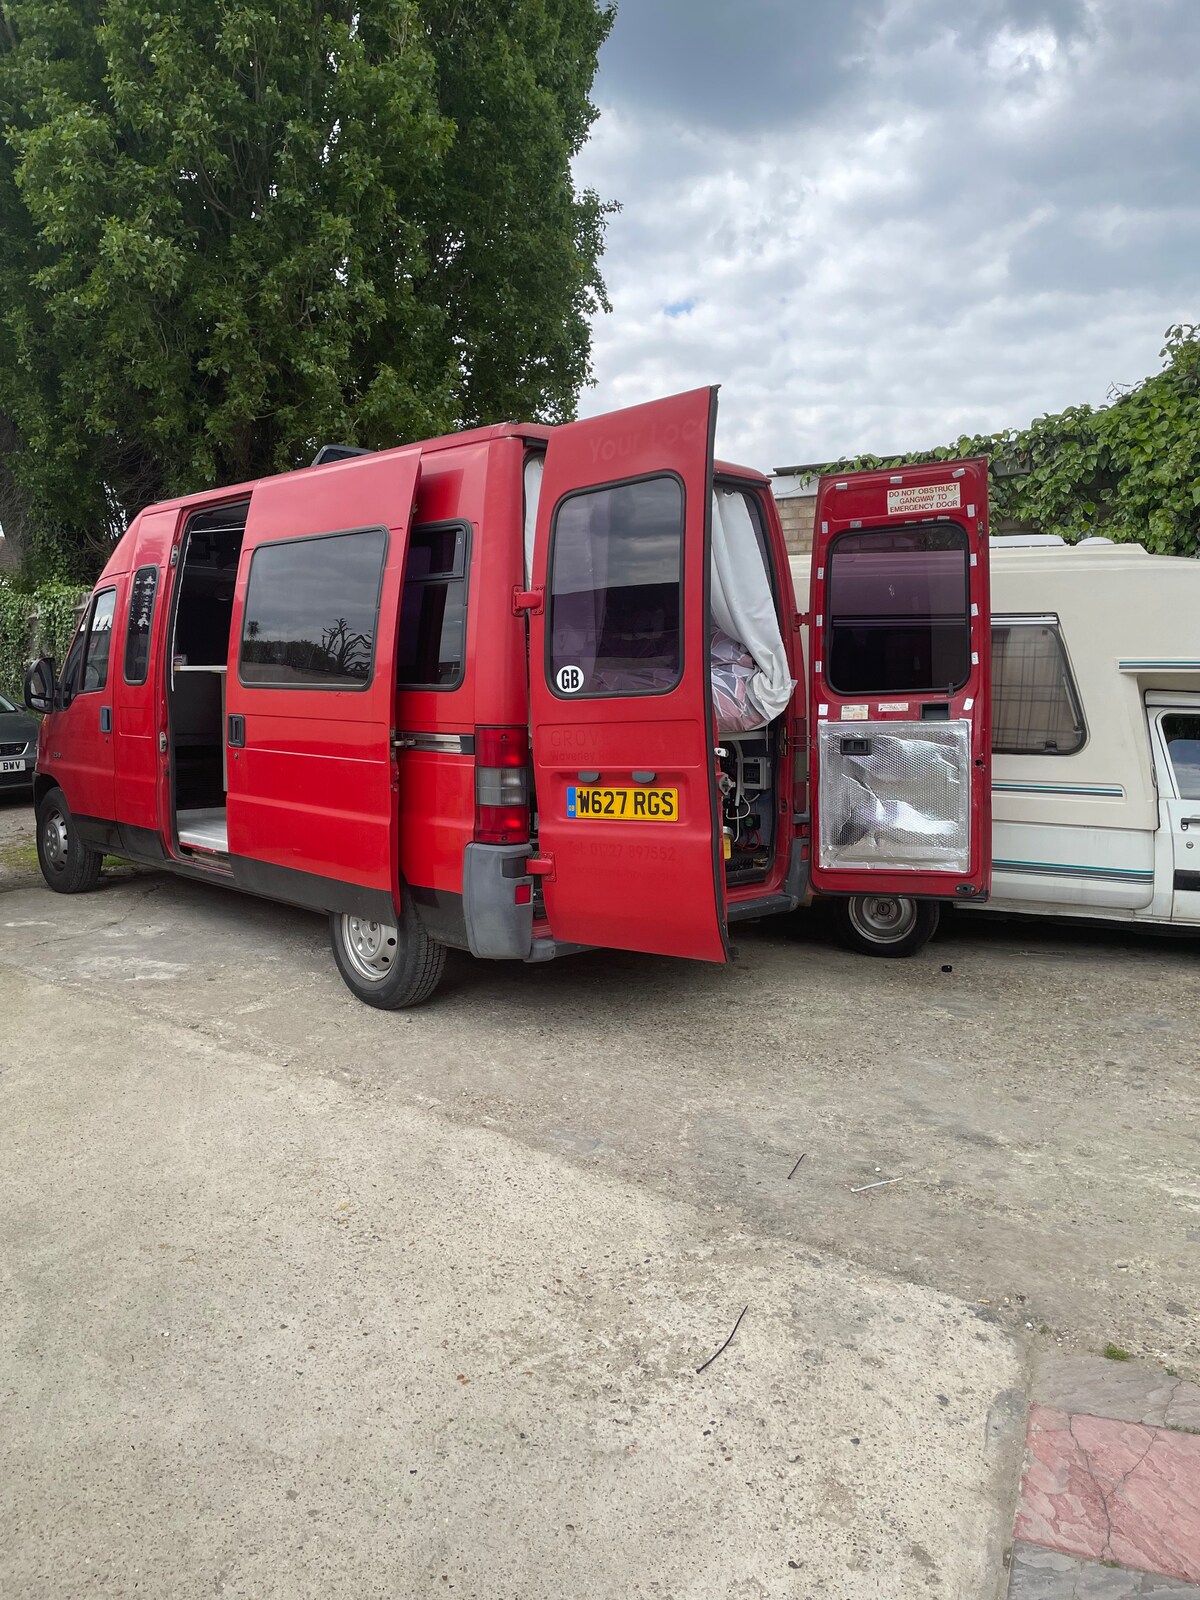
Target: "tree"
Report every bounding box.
[0,0,613,580]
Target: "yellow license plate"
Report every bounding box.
[566,785,679,821]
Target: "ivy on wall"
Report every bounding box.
[836,324,1200,555]
[0,579,84,700]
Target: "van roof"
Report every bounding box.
[125,424,768,526]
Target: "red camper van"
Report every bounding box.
[23,390,992,1007]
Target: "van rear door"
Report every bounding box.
[808,459,991,902]
[527,388,728,961]
[224,450,420,920]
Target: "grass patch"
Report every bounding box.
[1103,1343,1132,1361]
[0,839,38,870]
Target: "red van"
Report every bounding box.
[23,389,991,1006]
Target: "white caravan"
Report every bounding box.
[790,538,1200,953]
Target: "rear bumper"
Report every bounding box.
[461,843,535,960]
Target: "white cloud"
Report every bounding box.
[574,0,1200,470]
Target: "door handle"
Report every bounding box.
[227,714,245,748]
[99,706,112,733]
[1181,817,1200,830]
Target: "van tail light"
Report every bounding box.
[474,725,530,845]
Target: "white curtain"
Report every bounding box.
[523,454,543,587]
[710,488,795,726]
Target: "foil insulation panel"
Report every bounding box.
[817,720,972,873]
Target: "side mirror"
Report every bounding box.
[24,656,57,715]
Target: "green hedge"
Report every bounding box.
[833,323,1200,555]
[0,580,85,702]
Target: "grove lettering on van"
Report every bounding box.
[20,389,992,1009]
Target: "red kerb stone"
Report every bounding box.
[1015,1403,1200,1583]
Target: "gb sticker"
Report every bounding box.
[556,664,586,694]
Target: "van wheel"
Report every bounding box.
[832,894,938,958]
[36,786,103,895]
[329,901,446,1009]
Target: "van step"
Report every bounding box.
[177,808,229,854]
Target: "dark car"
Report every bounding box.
[0,690,38,792]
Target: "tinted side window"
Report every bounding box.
[826,525,970,695]
[80,589,116,693]
[548,474,683,698]
[124,566,160,685]
[1163,713,1200,800]
[991,621,1086,755]
[240,528,387,689]
[396,523,469,688]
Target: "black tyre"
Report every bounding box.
[35,785,103,895]
[831,894,939,958]
[329,895,446,1009]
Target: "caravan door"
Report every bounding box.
[808,459,991,902]
[526,389,728,961]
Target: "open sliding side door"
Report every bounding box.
[526,388,728,960]
[808,458,991,902]
[224,450,421,920]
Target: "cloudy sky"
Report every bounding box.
[573,0,1200,471]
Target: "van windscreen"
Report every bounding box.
[826,525,970,695]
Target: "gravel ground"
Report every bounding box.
[2,789,1197,1597]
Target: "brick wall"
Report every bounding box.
[771,472,818,557]
[775,493,816,555]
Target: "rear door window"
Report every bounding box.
[547,473,683,698]
[825,525,970,695]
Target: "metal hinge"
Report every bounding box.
[512,586,544,617]
[170,545,181,567]
[158,731,168,753]
[525,854,555,880]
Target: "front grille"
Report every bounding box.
[0,741,27,757]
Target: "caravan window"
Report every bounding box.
[992,620,1086,755]
[825,525,970,695]
[1163,714,1200,799]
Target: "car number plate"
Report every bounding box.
[1,759,26,773]
[566,785,678,821]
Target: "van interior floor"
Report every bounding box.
[177,808,229,855]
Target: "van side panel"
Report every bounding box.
[394,441,527,926]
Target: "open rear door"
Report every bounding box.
[808,458,991,902]
[224,450,420,920]
[527,388,728,960]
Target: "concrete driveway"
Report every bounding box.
[2,794,1197,1598]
